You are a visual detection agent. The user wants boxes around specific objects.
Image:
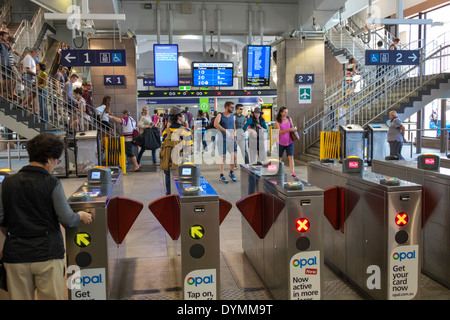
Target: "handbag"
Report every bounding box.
[129,117,140,137]
[289,117,299,141]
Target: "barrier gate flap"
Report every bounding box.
[107,197,144,245]
[236,193,285,239]
[219,198,233,225]
[148,195,181,240]
[324,187,340,230]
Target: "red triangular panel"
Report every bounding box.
[107,197,143,245]
[148,195,181,240]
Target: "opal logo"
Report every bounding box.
[66,266,104,290]
[292,257,317,268]
[392,250,416,262]
[71,274,103,288]
[187,275,214,287]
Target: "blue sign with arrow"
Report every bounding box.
[61,49,127,67]
[365,50,420,66]
[295,74,314,84]
[104,75,125,86]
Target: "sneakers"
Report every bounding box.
[291,173,298,179]
[220,175,229,183]
[220,172,237,183]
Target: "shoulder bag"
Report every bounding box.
[289,117,299,141]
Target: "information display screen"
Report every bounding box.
[424,158,435,165]
[153,44,179,87]
[91,171,101,179]
[348,161,359,168]
[192,62,233,86]
[182,168,192,175]
[244,45,271,86]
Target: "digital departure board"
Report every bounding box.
[244,45,271,87]
[153,44,179,87]
[192,62,234,87]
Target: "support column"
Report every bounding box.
[275,37,325,156]
[89,37,138,120]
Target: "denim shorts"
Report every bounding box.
[125,141,135,158]
[279,143,294,157]
[220,138,237,156]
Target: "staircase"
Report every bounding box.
[300,31,450,162]
[0,63,117,139]
[0,4,118,141]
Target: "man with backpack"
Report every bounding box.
[160,106,193,195]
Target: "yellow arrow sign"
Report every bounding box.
[75,232,91,247]
[190,225,204,240]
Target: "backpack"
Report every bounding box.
[160,128,181,171]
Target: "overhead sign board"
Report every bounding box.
[153,44,179,87]
[61,49,126,67]
[365,50,420,66]
[192,62,234,87]
[138,89,277,98]
[296,74,314,84]
[244,45,271,87]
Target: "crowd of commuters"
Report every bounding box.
[149,102,299,192]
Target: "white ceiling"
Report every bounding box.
[39,0,350,54]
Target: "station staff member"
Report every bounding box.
[387,110,407,160]
[0,133,92,300]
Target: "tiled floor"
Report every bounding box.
[0,153,449,300]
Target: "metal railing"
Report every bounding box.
[301,31,450,153]
[0,57,119,142]
[0,132,28,169]
[13,7,47,57]
[325,19,401,95]
[0,0,12,32]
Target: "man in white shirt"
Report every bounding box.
[20,47,40,109]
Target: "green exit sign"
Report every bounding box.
[179,86,191,90]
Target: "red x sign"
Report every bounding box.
[395,213,408,226]
[296,218,310,232]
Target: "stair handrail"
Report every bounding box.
[0,59,120,141]
[0,0,12,30]
[324,18,403,98]
[301,31,450,152]
[311,33,434,132]
[12,8,46,58]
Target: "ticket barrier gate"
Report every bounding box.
[340,124,365,160]
[66,167,143,300]
[366,123,389,165]
[148,164,232,300]
[371,154,450,288]
[439,156,450,169]
[236,160,324,300]
[307,158,422,300]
